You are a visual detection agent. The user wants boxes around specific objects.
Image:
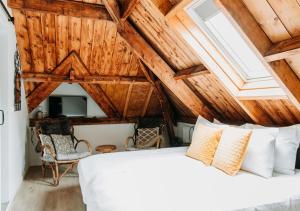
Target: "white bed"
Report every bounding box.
[78,147,300,211]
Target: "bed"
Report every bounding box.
[78,147,300,211]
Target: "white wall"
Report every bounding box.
[28,84,136,166]
[0,0,29,206]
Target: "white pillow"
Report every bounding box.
[243,123,300,175]
[196,116,228,129]
[241,129,276,178]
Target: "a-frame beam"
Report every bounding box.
[103,0,213,120]
[71,52,121,117]
[216,0,300,111]
[26,52,120,117]
[26,53,73,112]
[8,0,112,20]
[265,35,300,62]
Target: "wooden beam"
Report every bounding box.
[123,83,133,117]
[29,117,138,127]
[142,86,154,117]
[26,52,73,112]
[217,0,300,111]
[8,0,112,20]
[20,73,149,85]
[121,0,139,21]
[139,61,177,145]
[103,0,213,120]
[174,64,210,80]
[71,52,121,117]
[265,36,300,62]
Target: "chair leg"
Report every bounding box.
[55,163,59,186]
[41,161,46,178]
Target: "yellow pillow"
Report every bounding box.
[186,124,223,165]
[212,127,252,176]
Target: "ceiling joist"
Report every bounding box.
[8,0,112,20]
[174,64,210,80]
[20,73,149,85]
[265,35,300,62]
[121,0,140,21]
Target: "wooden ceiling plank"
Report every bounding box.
[103,0,213,120]
[174,64,210,80]
[68,17,82,54]
[41,13,57,72]
[8,0,112,20]
[26,11,45,73]
[217,0,300,111]
[13,9,32,72]
[80,19,95,69]
[265,35,300,62]
[55,15,69,64]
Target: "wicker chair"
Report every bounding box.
[125,118,164,151]
[35,118,92,186]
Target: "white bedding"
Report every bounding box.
[78,147,300,211]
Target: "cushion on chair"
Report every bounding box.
[136,127,159,148]
[39,134,55,159]
[56,151,91,161]
[51,134,76,154]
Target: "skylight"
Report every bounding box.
[193,0,271,80]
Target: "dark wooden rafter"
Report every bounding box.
[142,86,154,117]
[139,61,177,145]
[26,51,120,117]
[103,0,213,120]
[217,0,300,111]
[174,64,210,80]
[265,35,300,62]
[121,0,140,21]
[8,0,112,20]
[20,73,150,84]
[123,83,133,117]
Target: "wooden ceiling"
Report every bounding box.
[8,0,300,126]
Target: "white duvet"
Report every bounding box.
[78,147,300,211]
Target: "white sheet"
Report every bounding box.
[78,147,300,211]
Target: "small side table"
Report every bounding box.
[95,145,117,153]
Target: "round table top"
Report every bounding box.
[95,144,117,153]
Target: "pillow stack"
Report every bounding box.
[186,117,300,178]
[244,123,300,175]
[187,117,252,176]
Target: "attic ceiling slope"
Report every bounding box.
[103,0,214,120]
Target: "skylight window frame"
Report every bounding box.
[188,0,272,82]
[184,0,285,99]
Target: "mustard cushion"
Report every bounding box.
[186,124,223,165]
[212,127,252,176]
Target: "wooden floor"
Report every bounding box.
[8,166,84,211]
